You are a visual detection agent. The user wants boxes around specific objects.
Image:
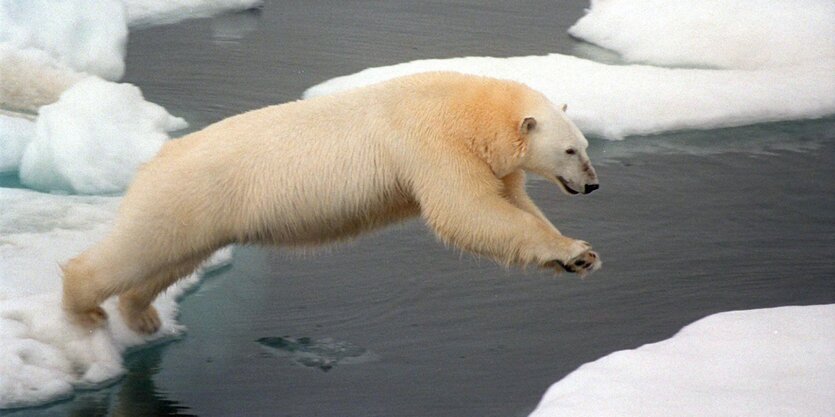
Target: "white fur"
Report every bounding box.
[62,73,602,334]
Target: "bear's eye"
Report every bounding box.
[565,148,576,155]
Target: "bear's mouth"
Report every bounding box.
[557,176,579,195]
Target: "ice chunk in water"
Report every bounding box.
[0,0,127,80]
[0,188,236,409]
[18,77,187,194]
[529,305,835,417]
[568,0,835,70]
[303,55,835,140]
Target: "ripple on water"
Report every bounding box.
[257,336,378,372]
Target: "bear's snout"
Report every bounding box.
[584,183,599,194]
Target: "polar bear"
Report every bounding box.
[62,72,601,334]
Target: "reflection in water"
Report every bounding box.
[211,8,262,44]
[111,346,195,417]
[4,345,193,417]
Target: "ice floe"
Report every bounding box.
[0,66,186,194]
[529,304,835,417]
[19,77,187,194]
[0,0,255,409]
[303,55,835,140]
[0,0,263,81]
[0,188,233,409]
[305,0,835,139]
[0,0,263,190]
[0,0,128,80]
[568,0,835,70]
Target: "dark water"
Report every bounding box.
[10,1,835,416]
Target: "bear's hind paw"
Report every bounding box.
[66,306,108,330]
[121,305,162,335]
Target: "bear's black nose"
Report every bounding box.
[584,183,599,194]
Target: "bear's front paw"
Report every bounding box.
[562,249,601,277]
[544,241,602,277]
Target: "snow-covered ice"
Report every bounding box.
[0,0,266,191]
[0,0,263,82]
[304,55,835,140]
[304,0,835,140]
[0,189,117,297]
[0,114,33,173]
[0,0,128,80]
[0,45,85,114]
[0,0,256,409]
[568,0,835,70]
[19,77,187,194]
[0,60,186,194]
[0,188,233,409]
[529,304,835,417]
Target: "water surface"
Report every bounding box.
[10,1,834,416]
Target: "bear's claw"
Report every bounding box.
[548,249,601,277]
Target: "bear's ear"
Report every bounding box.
[561,104,568,112]
[520,116,537,135]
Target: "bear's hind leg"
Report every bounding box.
[118,254,208,334]
[62,250,137,329]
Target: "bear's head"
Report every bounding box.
[519,103,599,195]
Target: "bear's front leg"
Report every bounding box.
[501,170,560,233]
[501,171,601,276]
[414,163,601,276]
